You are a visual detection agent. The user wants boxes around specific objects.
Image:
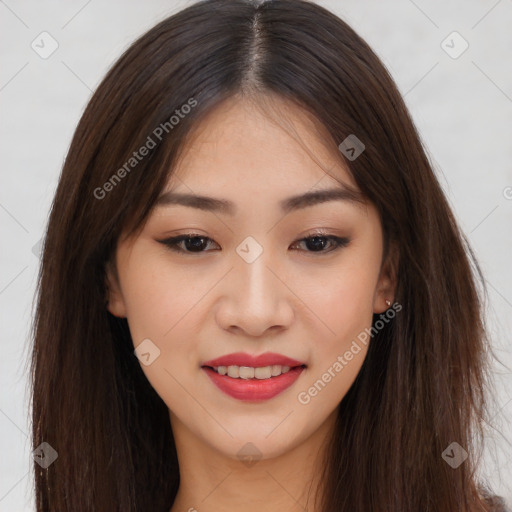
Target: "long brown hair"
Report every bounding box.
[30,0,507,510]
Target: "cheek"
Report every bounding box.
[300,247,381,396]
[118,254,205,408]
[298,273,373,408]
[306,259,379,341]
[119,252,207,344]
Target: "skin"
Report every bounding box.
[106,94,397,512]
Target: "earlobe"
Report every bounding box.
[105,261,127,318]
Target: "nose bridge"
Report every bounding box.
[234,235,279,305]
[215,234,294,335]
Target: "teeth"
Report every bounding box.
[239,366,254,379]
[271,365,282,376]
[227,366,239,378]
[213,365,293,379]
[255,366,271,379]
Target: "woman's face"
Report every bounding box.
[107,95,395,462]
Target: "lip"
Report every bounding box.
[202,366,305,402]
[201,352,307,402]
[201,352,306,368]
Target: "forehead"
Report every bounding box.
[166,94,358,197]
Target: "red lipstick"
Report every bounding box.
[202,352,305,368]
[201,352,306,402]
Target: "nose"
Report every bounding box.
[215,245,295,337]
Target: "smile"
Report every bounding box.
[202,364,306,401]
[211,364,293,379]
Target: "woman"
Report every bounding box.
[30,0,509,510]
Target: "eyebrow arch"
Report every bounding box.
[155,186,365,215]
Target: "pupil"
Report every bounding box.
[186,237,206,251]
[307,236,327,251]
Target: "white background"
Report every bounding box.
[1,0,511,510]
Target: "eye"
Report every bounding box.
[157,231,350,255]
[290,231,351,254]
[157,233,220,253]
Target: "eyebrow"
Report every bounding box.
[155,186,365,215]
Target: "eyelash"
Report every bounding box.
[157,230,350,256]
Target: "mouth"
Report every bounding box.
[201,363,307,402]
[202,363,307,379]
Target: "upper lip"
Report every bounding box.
[201,352,306,368]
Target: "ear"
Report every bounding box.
[105,260,127,318]
[373,242,398,314]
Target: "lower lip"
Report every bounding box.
[202,366,305,402]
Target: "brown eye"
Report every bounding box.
[158,234,219,253]
[290,234,350,254]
